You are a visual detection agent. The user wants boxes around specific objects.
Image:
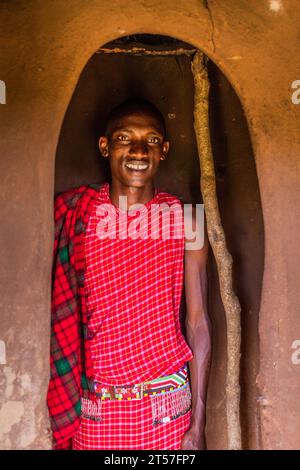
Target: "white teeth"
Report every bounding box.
[125,162,149,170]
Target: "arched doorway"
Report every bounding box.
[55,33,264,449]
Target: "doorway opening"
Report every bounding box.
[55,33,264,449]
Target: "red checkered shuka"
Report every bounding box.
[72,398,192,450]
[70,182,194,450]
[47,183,103,450]
[84,182,193,385]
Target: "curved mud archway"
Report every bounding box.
[207,59,264,449]
[55,34,264,450]
[2,1,298,451]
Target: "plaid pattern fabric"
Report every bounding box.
[84,182,194,386]
[72,393,192,450]
[47,183,102,449]
[47,182,194,450]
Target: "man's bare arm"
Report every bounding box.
[181,208,211,450]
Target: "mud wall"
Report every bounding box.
[0,0,299,449]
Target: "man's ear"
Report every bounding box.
[161,140,170,160]
[98,136,109,157]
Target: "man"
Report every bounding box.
[47,97,211,450]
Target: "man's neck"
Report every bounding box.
[108,181,156,210]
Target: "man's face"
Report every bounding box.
[98,112,170,188]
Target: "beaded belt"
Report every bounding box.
[91,363,189,401]
[81,363,192,424]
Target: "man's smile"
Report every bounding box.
[124,160,150,172]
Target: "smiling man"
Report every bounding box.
[47,97,211,450]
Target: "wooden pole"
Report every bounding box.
[191,51,242,450]
[96,47,196,56]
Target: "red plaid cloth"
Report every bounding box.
[47,183,102,450]
[72,397,192,450]
[47,182,193,450]
[84,182,193,385]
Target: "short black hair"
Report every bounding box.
[105,97,166,139]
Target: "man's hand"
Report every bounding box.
[180,424,206,450]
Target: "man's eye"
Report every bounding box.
[148,137,159,144]
[117,135,129,141]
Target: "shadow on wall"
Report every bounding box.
[54,34,264,450]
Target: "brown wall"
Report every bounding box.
[0,0,299,449]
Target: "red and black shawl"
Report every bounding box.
[46,183,101,449]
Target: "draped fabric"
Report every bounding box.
[84,182,193,385]
[46,182,193,450]
[46,183,101,449]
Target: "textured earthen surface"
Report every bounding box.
[0,0,299,449]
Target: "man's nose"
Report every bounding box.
[129,140,148,157]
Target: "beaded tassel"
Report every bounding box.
[150,384,192,426]
[81,397,103,422]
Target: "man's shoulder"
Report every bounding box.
[156,189,184,206]
[54,183,102,210]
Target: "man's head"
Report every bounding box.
[99,97,170,189]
